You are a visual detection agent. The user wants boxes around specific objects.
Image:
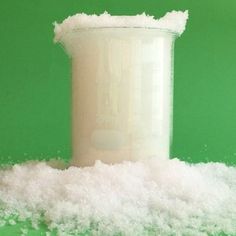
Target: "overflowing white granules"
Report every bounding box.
[54,11,188,42]
[0,158,236,236]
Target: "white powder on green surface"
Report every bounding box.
[54,11,188,42]
[0,158,236,236]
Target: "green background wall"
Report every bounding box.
[0,0,236,165]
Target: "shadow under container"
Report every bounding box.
[61,27,178,166]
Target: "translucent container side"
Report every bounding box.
[62,28,176,166]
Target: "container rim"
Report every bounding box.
[56,26,179,43]
[70,26,179,36]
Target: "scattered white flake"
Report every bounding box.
[54,11,188,42]
[46,231,51,236]
[0,158,236,235]
[8,219,16,225]
[20,228,28,236]
[0,220,5,227]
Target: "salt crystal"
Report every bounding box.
[20,228,28,236]
[0,158,236,235]
[54,11,188,43]
[8,219,16,225]
[0,220,5,227]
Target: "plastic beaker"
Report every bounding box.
[60,28,178,166]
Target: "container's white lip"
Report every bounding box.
[63,26,179,36]
[56,27,179,45]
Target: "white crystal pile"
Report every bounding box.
[0,158,236,236]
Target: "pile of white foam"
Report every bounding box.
[54,11,188,43]
[0,158,236,236]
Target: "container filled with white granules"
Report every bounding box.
[54,11,188,166]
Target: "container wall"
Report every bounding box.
[64,28,175,166]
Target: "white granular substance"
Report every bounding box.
[54,11,188,42]
[0,158,236,236]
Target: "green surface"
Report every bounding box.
[0,220,56,236]
[0,0,236,235]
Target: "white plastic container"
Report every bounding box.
[60,27,178,166]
